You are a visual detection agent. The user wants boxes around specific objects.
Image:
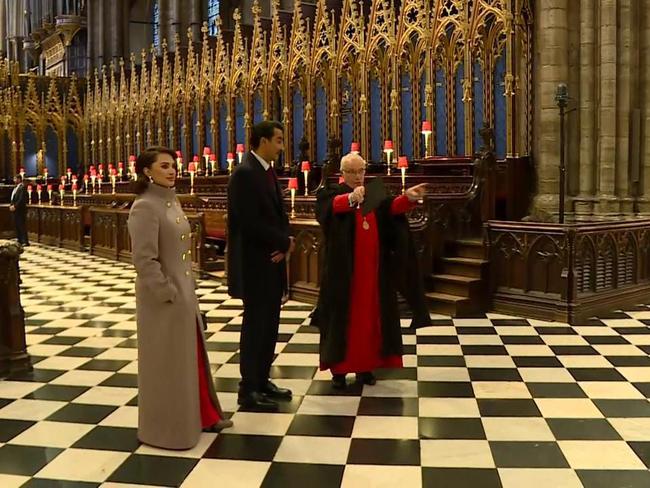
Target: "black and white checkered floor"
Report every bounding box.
[1,244,650,487]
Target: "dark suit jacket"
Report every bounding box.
[227,152,291,299]
[10,184,27,215]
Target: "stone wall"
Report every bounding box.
[533,0,650,218]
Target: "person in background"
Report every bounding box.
[128,146,232,450]
[9,174,29,246]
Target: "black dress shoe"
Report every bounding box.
[356,372,376,385]
[237,391,279,412]
[332,374,347,390]
[262,381,292,400]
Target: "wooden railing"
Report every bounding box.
[486,219,650,323]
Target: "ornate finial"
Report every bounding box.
[140,48,147,63]
[187,26,192,41]
[129,52,136,64]
[174,32,181,49]
[201,21,208,34]
[119,57,125,68]
[233,8,241,23]
[161,37,168,51]
[252,0,261,17]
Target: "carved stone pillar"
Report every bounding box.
[640,0,650,212]
[0,241,31,376]
[86,0,95,69]
[0,0,6,58]
[531,0,569,216]
[188,0,202,44]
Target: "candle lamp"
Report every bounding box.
[383,140,393,176]
[83,174,89,194]
[350,142,360,154]
[397,156,409,194]
[90,170,97,194]
[129,155,137,179]
[72,183,78,206]
[47,184,53,205]
[175,151,183,176]
[66,167,72,183]
[110,169,117,194]
[236,144,245,164]
[60,176,66,188]
[97,175,103,194]
[203,147,211,175]
[227,152,235,175]
[43,168,48,183]
[188,162,196,194]
[59,184,65,206]
[209,153,217,176]
[288,177,298,218]
[118,162,124,178]
[19,167,25,180]
[301,161,311,196]
[421,121,432,157]
[98,163,104,178]
[192,155,200,178]
[36,184,42,205]
[27,184,32,204]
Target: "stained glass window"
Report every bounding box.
[153,1,160,48]
[208,0,220,36]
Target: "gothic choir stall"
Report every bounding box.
[1,1,650,487]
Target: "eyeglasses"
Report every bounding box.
[341,168,366,176]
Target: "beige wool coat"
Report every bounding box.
[128,182,223,450]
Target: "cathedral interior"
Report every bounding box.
[0,0,650,486]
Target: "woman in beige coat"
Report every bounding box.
[128,146,232,450]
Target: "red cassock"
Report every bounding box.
[323,193,414,374]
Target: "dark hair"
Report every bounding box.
[250,121,283,150]
[14,174,23,182]
[131,146,177,194]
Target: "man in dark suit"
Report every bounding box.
[9,175,29,246]
[227,121,295,412]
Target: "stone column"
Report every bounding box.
[188,0,201,44]
[531,0,569,215]
[616,0,633,212]
[169,0,182,48]
[575,0,596,216]
[86,0,94,70]
[158,0,169,52]
[0,0,6,58]
[595,0,618,214]
[642,0,650,212]
[96,0,105,67]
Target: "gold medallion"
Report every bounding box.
[362,219,370,230]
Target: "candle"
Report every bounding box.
[301,161,311,197]
[202,147,211,175]
[288,177,298,218]
[58,184,65,206]
[43,167,48,182]
[188,162,196,195]
[47,184,53,205]
[175,151,182,176]
[383,140,393,175]
[72,183,78,206]
[421,121,432,157]
[98,163,104,177]
[397,156,409,194]
[209,153,217,176]
[227,152,235,175]
[110,169,117,194]
[37,184,42,204]
[27,184,33,204]
[129,155,137,179]
[83,174,89,194]
[117,161,124,178]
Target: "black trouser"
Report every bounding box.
[239,276,283,394]
[14,212,28,245]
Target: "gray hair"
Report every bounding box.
[340,153,366,171]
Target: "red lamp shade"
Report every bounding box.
[175,151,182,159]
[383,140,393,151]
[350,142,360,152]
[27,185,32,191]
[83,175,89,181]
[90,169,97,176]
[188,162,196,172]
[89,165,95,171]
[58,184,64,191]
[192,155,200,163]
[288,177,299,190]
[227,152,235,160]
[236,144,245,153]
[118,162,124,168]
[203,147,211,155]
[72,176,78,182]
[72,183,78,191]
[129,154,137,162]
[19,167,24,173]
[37,184,42,191]
[111,168,117,176]
[47,184,53,191]
[398,156,409,169]
[301,161,311,172]
[98,164,104,170]
[67,167,72,173]
[421,121,432,133]
[209,154,217,161]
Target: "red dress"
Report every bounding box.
[324,194,413,374]
[196,326,221,428]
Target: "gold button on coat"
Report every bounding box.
[176,217,181,224]
[182,253,187,261]
[166,201,171,208]
[181,234,186,241]
[185,270,190,276]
